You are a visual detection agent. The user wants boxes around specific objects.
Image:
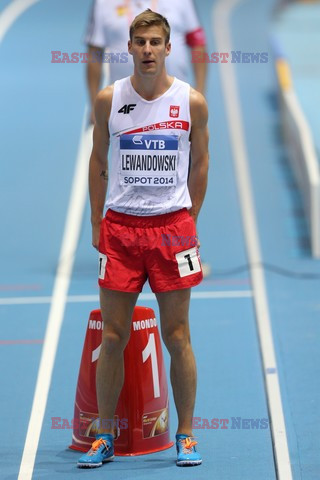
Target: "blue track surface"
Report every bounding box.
[0,1,319,479]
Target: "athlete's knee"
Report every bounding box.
[162,326,190,355]
[101,328,130,355]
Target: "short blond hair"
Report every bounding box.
[129,9,170,45]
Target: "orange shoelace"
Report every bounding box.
[181,437,198,454]
[89,438,107,455]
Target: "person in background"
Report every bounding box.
[85,0,208,123]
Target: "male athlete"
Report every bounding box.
[78,9,209,468]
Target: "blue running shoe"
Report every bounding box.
[176,434,202,466]
[77,434,114,468]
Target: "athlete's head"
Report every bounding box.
[129,9,170,45]
[128,9,171,77]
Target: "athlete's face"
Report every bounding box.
[128,25,171,77]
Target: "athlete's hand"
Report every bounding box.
[194,232,200,249]
[92,222,101,250]
[188,210,200,248]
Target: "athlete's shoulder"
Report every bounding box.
[96,84,114,107]
[189,87,208,126]
[189,87,207,110]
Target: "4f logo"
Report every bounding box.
[118,104,136,114]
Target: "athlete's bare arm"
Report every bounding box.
[188,88,209,223]
[89,85,113,249]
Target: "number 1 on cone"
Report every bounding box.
[142,333,160,398]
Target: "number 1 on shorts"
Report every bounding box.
[175,247,201,277]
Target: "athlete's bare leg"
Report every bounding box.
[96,288,139,434]
[156,288,196,436]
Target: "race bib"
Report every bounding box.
[119,134,179,187]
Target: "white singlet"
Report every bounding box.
[106,76,192,216]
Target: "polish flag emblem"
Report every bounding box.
[169,105,180,118]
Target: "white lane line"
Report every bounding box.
[0,296,53,305]
[213,1,293,479]
[18,118,93,480]
[0,0,41,44]
[0,290,253,305]
[189,290,252,299]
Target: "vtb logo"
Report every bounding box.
[118,104,136,114]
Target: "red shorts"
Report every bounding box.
[98,208,203,293]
